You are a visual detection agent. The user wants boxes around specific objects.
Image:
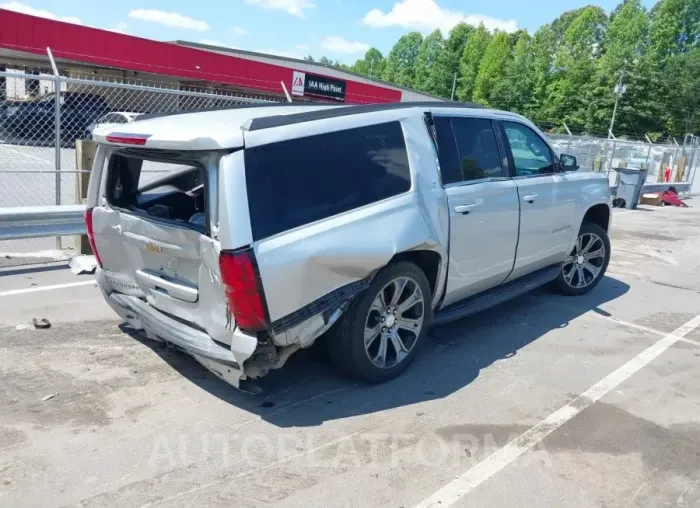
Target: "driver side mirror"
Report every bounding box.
[560,154,579,171]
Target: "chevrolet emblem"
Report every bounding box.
[145,242,162,253]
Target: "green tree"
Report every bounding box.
[456,24,491,101]
[438,23,474,99]
[649,0,700,60]
[350,47,386,78]
[524,26,556,124]
[663,47,700,135]
[546,6,608,130]
[600,0,649,75]
[382,32,423,88]
[588,0,656,136]
[415,30,450,96]
[491,31,533,113]
[472,32,511,106]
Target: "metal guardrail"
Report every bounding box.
[0,181,691,242]
[0,205,86,240]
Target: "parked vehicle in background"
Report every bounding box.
[86,102,612,390]
[85,112,142,139]
[4,91,108,141]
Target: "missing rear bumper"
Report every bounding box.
[105,290,256,388]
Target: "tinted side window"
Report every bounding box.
[245,122,411,240]
[451,118,503,181]
[433,117,462,185]
[502,121,554,176]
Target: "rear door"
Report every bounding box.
[434,115,520,307]
[498,120,576,280]
[90,148,233,345]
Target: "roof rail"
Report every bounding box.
[133,101,341,122]
[245,101,485,131]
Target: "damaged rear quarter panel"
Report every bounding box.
[249,114,449,328]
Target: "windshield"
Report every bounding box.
[38,93,55,103]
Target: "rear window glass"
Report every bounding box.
[244,121,411,240]
[105,151,207,230]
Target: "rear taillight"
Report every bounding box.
[219,249,268,333]
[84,209,103,267]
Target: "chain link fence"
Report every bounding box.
[1,70,276,209]
[2,68,698,212]
[547,133,699,191]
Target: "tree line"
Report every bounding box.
[307,0,700,141]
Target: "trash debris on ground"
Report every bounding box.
[32,318,51,329]
[639,187,689,207]
[612,198,627,208]
[662,187,689,207]
[69,255,98,275]
[639,192,664,207]
[15,324,28,331]
[40,393,58,402]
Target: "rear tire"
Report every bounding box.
[554,222,610,296]
[327,261,432,383]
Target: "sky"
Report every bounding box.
[0,0,659,63]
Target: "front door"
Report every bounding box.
[433,115,520,307]
[499,121,576,280]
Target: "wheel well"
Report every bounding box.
[583,204,610,232]
[389,250,442,296]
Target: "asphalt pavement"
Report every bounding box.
[1,205,700,508]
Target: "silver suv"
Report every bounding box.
[87,102,612,388]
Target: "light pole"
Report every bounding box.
[608,70,626,139]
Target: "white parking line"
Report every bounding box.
[414,312,700,508]
[0,144,54,164]
[0,280,96,297]
[679,337,700,348]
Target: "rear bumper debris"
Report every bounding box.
[96,270,256,388]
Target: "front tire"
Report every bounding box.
[555,222,611,296]
[327,261,432,383]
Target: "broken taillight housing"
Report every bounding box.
[219,249,268,333]
[84,208,103,267]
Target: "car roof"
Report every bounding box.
[93,101,511,151]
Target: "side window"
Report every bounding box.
[433,117,462,185]
[502,122,555,176]
[114,114,128,124]
[450,117,503,181]
[245,122,411,240]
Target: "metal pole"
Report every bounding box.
[450,72,457,101]
[608,96,619,139]
[609,140,617,187]
[369,59,374,79]
[47,47,62,249]
[608,70,625,139]
[280,81,293,103]
[689,147,699,194]
[563,122,573,136]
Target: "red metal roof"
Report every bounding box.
[0,9,402,104]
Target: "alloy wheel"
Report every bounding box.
[364,276,425,369]
[562,232,606,289]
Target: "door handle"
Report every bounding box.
[454,204,477,214]
[522,194,538,203]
